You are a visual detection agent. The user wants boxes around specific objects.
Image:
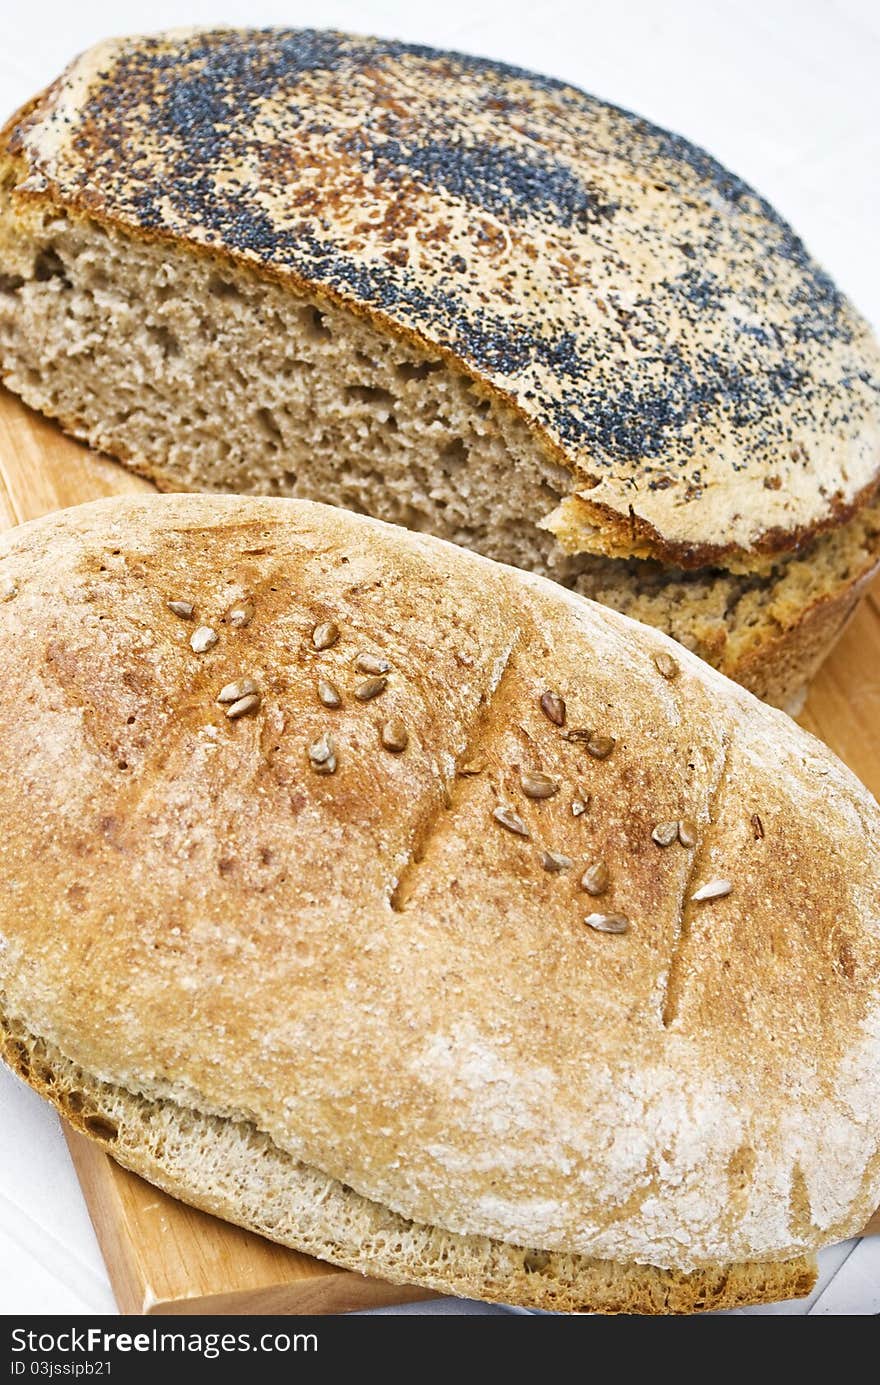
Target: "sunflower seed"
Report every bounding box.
[584,912,630,935]
[539,691,566,727]
[678,819,698,848]
[228,600,254,628]
[563,728,594,743]
[691,878,732,902]
[653,651,679,680]
[309,732,337,774]
[309,732,334,763]
[457,758,486,776]
[167,599,194,619]
[493,806,530,838]
[586,734,616,760]
[355,675,387,701]
[381,720,409,753]
[751,813,764,841]
[217,678,259,704]
[520,769,559,800]
[312,621,339,651]
[581,860,609,896]
[191,626,218,654]
[225,692,261,720]
[541,850,573,872]
[317,678,342,709]
[355,651,391,676]
[651,820,679,847]
[571,797,590,817]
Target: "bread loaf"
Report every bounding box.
[1,28,879,710]
[1,493,878,1313]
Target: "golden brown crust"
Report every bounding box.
[0,1015,818,1315]
[0,494,878,1283]
[548,483,880,579]
[3,28,880,567]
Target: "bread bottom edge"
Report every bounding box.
[0,1014,817,1315]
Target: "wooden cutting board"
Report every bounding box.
[1,385,878,1314]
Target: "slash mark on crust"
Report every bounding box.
[660,733,730,1027]
[390,636,520,912]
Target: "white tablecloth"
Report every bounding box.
[1,0,877,1316]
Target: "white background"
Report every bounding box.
[0,0,878,1316]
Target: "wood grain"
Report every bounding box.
[798,598,880,799]
[0,390,152,523]
[0,384,876,1316]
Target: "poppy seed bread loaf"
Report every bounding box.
[1,493,878,1313]
[0,28,879,710]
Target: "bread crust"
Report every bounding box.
[0,493,878,1291]
[0,1013,818,1315]
[2,28,880,568]
[544,484,880,709]
[727,560,879,710]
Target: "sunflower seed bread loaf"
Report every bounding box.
[1,29,879,711]
[1,493,878,1314]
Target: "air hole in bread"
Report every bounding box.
[396,360,442,382]
[256,407,283,444]
[83,1114,119,1142]
[5,1039,29,1077]
[303,305,331,340]
[440,438,468,469]
[149,326,180,359]
[345,385,395,412]
[208,274,243,301]
[33,247,69,285]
